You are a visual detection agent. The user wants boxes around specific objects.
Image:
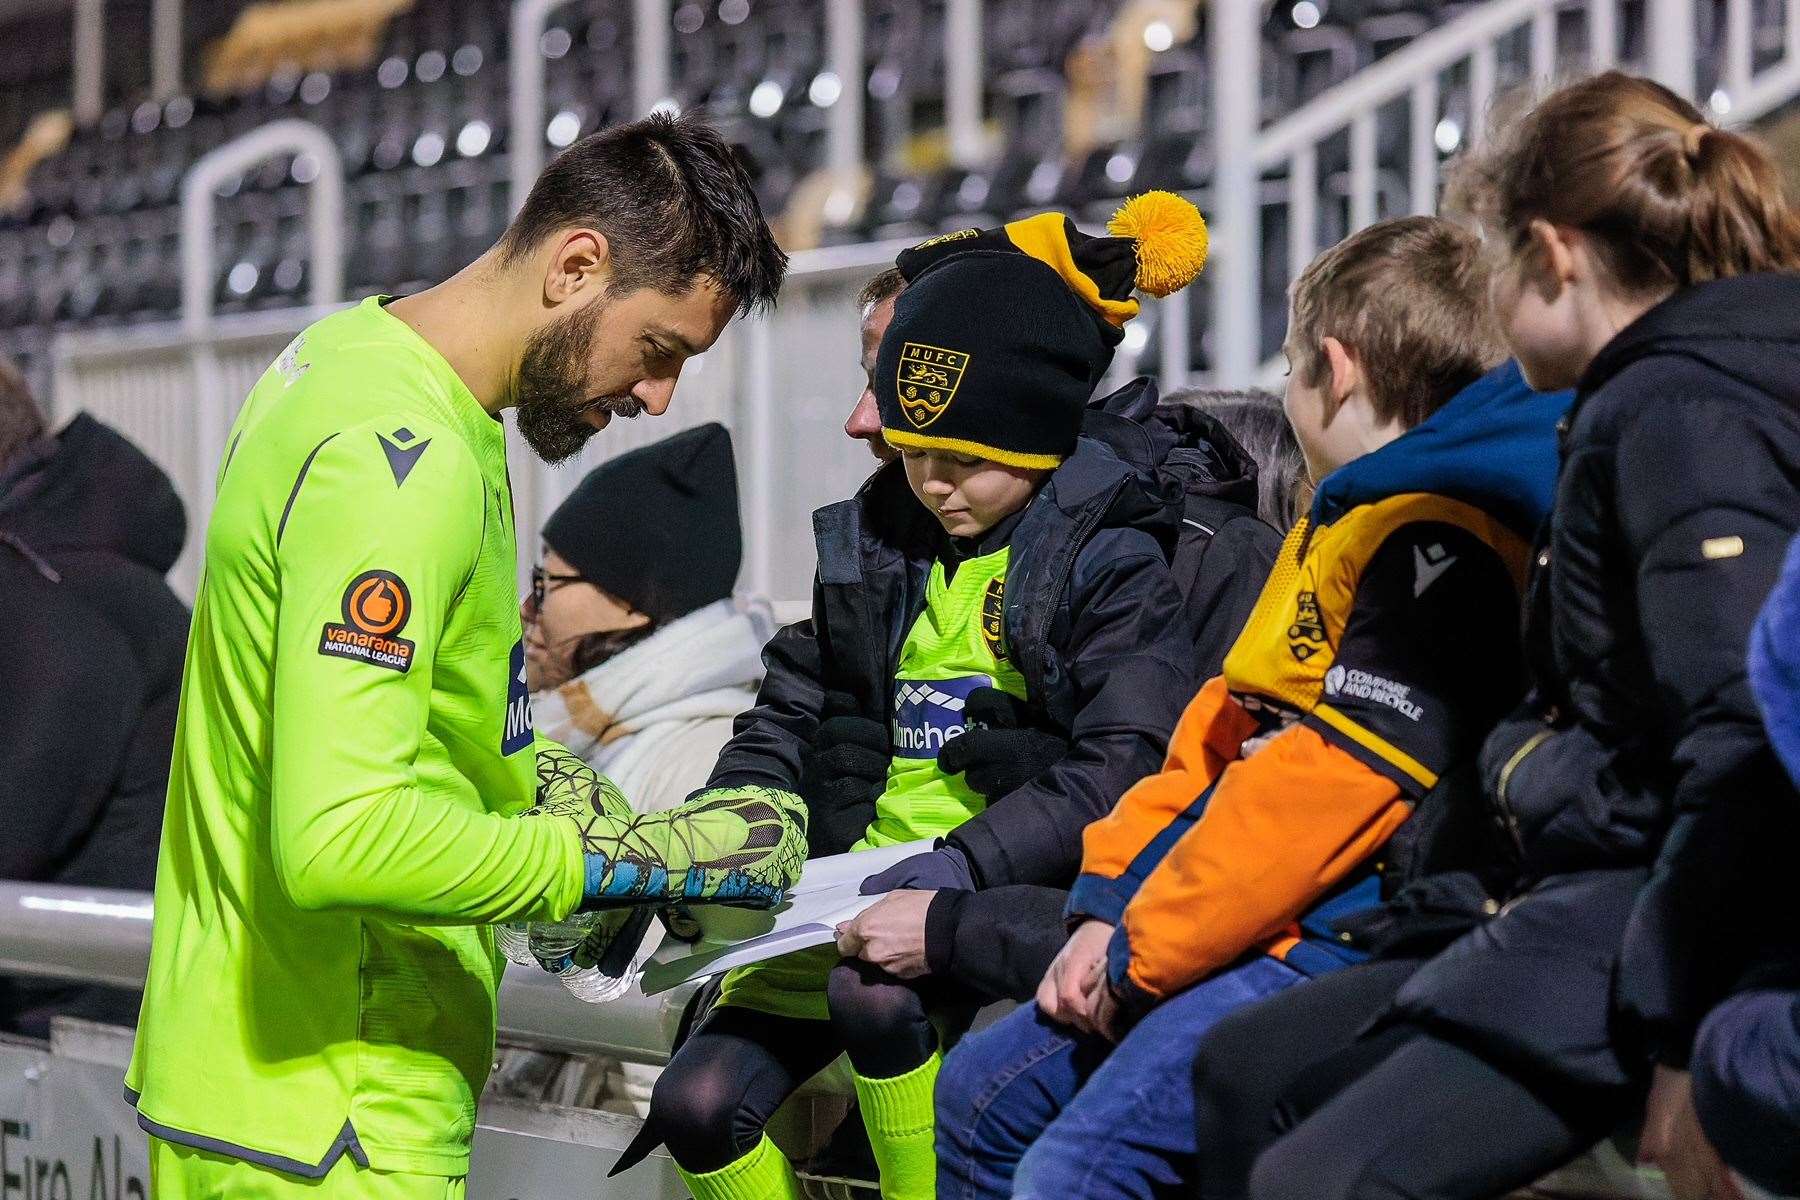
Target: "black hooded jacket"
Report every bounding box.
[711,416,1199,877]
[0,413,189,1035]
[1391,274,1800,1087]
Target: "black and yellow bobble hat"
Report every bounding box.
[874,191,1209,469]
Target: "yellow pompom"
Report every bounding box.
[1107,191,1210,298]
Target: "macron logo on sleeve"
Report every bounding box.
[378,427,431,487]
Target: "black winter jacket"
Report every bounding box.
[1391,274,1800,1086]
[0,414,190,1035]
[710,426,1199,887]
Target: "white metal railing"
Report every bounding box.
[180,121,345,332]
[1207,0,1800,385]
[0,882,698,1063]
[152,0,184,101]
[507,0,574,221]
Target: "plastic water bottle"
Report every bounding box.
[494,911,651,1003]
[558,957,639,1004]
[556,908,656,1004]
[526,915,599,971]
[494,921,536,966]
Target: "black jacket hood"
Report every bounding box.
[1080,375,1262,514]
[0,413,186,575]
[1578,272,1800,414]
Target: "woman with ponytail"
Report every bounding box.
[1182,72,1800,1200]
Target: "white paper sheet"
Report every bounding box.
[638,839,934,995]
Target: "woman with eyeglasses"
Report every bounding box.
[492,421,778,1114]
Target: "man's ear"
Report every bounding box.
[1321,336,1361,421]
[543,229,611,306]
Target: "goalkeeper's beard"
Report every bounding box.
[513,298,644,465]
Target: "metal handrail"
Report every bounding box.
[1212,0,1800,385]
[72,0,104,126]
[180,119,345,333]
[1252,0,1574,172]
[0,882,697,1064]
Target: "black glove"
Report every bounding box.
[799,689,890,856]
[859,844,976,894]
[937,688,1067,801]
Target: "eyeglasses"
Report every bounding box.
[528,563,586,614]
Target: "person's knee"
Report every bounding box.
[1693,990,1800,1195]
[827,959,925,1037]
[1012,1128,1088,1200]
[649,1048,756,1170]
[827,958,933,1076]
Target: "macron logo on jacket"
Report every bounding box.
[1413,543,1458,596]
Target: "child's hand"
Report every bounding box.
[939,688,1068,800]
[1039,919,1113,1034]
[1089,973,1126,1044]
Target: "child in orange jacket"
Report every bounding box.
[936,216,1569,1200]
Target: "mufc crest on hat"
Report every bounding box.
[897,342,971,428]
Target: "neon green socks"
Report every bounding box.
[853,1051,942,1200]
[676,1054,941,1200]
[676,1134,802,1200]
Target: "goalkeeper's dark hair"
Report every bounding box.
[499,112,788,317]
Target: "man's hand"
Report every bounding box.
[1038,919,1114,1035]
[835,889,935,979]
[525,748,808,911]
[1639,1066,1740,1200]
[938,688,1068,801]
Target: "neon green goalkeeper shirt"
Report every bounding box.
[125,297,585,1178]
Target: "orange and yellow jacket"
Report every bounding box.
[1068,363,1569,1008]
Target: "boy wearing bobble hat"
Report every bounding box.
[617,194,1214,1199]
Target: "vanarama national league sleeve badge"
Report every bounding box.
[319,569,416,672]
[897,343,970,428]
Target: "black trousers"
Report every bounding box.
[1190,958,1636,1200]
[644,958,968,1174]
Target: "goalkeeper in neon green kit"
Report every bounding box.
[127,113,802,1199]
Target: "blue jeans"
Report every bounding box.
[936,955,1306,1200]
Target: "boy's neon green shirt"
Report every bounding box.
[126,297,585,1178]
[858,545,1028,849]
[717,545,1026,1019]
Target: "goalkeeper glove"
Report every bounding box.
[526,747,808,911]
